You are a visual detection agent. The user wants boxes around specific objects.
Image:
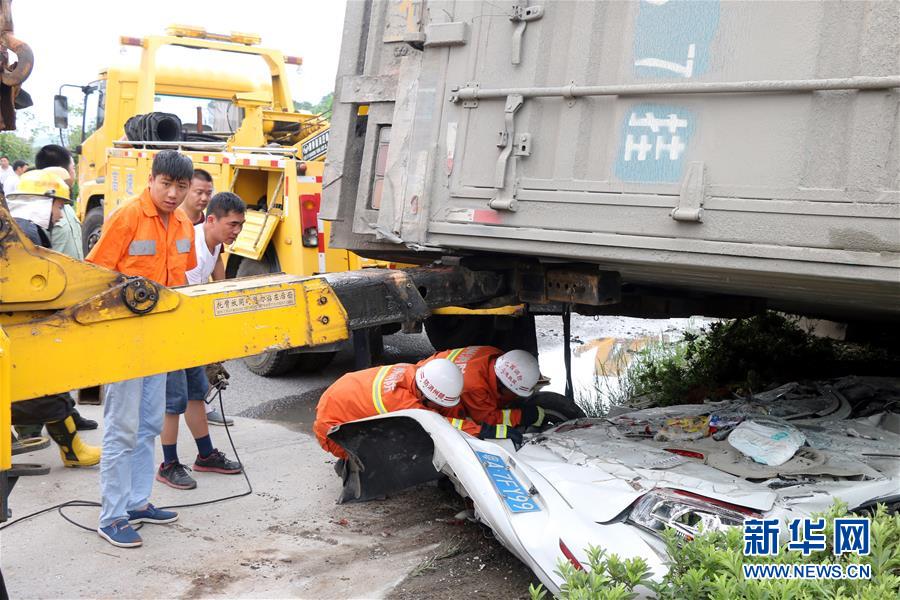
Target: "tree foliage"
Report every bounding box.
[294,92,333,116]
[0,132,35,162]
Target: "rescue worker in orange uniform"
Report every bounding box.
[418,347,546,429]
[314,359,520,460]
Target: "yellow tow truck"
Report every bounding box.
[0,15,527,522]
[58,26,358,375]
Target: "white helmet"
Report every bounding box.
[415,358,463,407]
[494,349,540,397]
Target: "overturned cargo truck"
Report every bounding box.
[322,0,900,325]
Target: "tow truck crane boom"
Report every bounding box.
[0,203,507,517]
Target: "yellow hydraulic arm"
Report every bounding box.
[0,202,508,479]
[0,204,348,478]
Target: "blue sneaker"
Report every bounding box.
[97,519,143,548]
[127,503,178,525]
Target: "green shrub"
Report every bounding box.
[616,312,897,406]
[530,502,900,599]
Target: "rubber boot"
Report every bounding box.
[45,416,101,467]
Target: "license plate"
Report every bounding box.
[475,451,541,513]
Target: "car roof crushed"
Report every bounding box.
[533,376,900,486]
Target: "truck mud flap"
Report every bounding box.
[328,416,440,503]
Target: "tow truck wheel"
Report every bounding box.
[235,256,336,377]
[82,206,104,256]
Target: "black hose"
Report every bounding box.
[0,386,251,532]
[124,112,184,142]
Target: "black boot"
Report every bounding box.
[71,409,98,431]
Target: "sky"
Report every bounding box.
[12,0,348,137]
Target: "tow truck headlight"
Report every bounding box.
[627,489,758,541]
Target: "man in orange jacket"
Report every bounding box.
[315,359,519,460]
[418,346,546,429]
[86,150,197,548]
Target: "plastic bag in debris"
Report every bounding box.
[727,417,806,466]
[654,415,710,441]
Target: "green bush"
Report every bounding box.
[620,312,898,406]
[530,502,900,600]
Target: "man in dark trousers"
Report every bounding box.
[7,169,101,467]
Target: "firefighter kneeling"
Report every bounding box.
[314,358,522,464]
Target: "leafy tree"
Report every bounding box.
[0,132,34,162]
[294,92,333,116]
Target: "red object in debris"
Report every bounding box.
[559,539,583,571]
[664,448,705,460]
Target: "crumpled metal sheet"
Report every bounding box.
[539,420,687,470]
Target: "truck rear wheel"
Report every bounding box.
[82,207,104,256]
[235,256,336,376]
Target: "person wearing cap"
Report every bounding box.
[6,169,102,468]
[315,359,520,463]
[417,346,546,429]
[35,144,83,260]
[86,150,197,549]
[36,146,101,433]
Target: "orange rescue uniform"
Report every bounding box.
[314,363,480,458]
[419,346,524,427]
[86,189,197,285]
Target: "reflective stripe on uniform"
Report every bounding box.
[128,240,156,256]
[495,424,508,438]
[501,409,512,426]
[450,418,464,430]
[447,348,465,363]
[371,365,392,414]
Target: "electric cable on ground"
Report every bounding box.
[0,385,251,532]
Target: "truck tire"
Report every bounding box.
[82,207,104,256]
[527,391,586,424]
[235,256,336,376]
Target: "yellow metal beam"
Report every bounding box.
[5,274,348,402]
[431,304,526,317]
[0,328,10,470]
[134,35,294,114]
[0,222,126,312]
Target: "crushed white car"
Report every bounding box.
[328,377,900,594]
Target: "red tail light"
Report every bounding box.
[300,193,320,247]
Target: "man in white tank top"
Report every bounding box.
[157,192,247,491]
